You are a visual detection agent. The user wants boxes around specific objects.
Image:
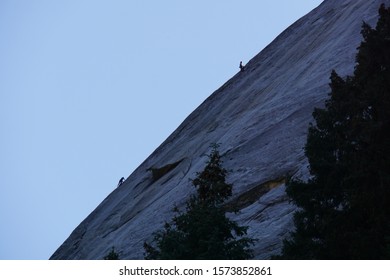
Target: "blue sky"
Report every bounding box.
[0,0,323,259]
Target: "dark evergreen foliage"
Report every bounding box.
[104,247,119,260]
[144,144,255,259]
[192,144,232,205]
[277,4,390,259]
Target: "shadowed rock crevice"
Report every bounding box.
[148,159,183,183]
[225,177,286,212]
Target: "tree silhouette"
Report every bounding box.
[277,4,390,259]
[144,144,254,259]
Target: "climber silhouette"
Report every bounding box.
[117,177,125,187]
[239,61,245,71]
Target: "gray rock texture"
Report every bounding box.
[51,0,388,259]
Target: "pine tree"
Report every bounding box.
[277,4,390,259]
[104,247,119,260]
[144,144,255,259]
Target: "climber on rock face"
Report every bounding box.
[239,61,245,72]
[117,177,125,187]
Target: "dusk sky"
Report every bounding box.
[0,0,323,259]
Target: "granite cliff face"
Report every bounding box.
[51,0,388,259]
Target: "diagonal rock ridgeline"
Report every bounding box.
[51,0,388,259]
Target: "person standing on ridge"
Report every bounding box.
[239,61,245,71]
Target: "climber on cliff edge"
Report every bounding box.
[239,61,245,72]
[117,177,125,187]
